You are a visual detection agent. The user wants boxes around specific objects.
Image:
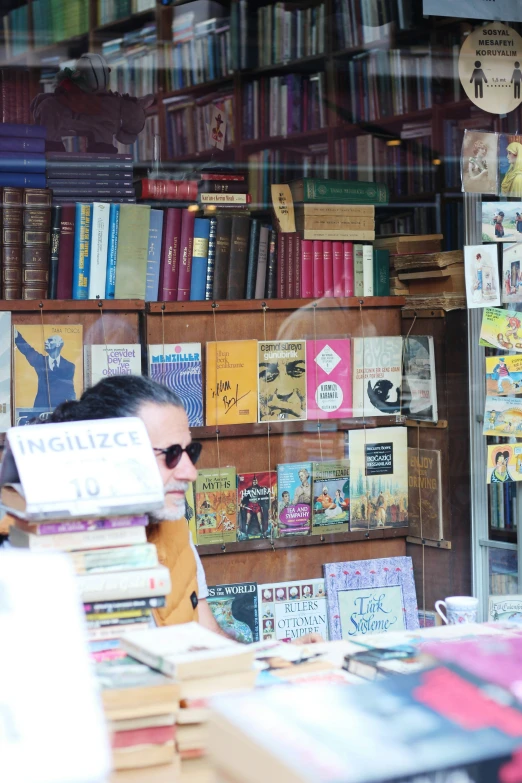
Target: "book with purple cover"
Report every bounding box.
[15,515,148,536]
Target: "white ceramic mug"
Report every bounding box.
[435,596,479,625]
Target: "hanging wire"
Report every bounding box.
[312,303,324,463]
[211,304,225,550]
[39,305,52,415]
[262,302,275,550]
[358,300,371,538]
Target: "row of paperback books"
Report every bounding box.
[102,24,159,99]
[163,91,235,158]
[167,8,233,92]
[98,0,155,27]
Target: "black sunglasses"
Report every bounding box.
[153,442,203,469]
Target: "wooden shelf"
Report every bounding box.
[241,128,328,150]
[242,52,327,77]
[0,299,145,311]
[92,9,155,35]
[162,76,235,102]
[148,296,405,314]
[192,416,403,440]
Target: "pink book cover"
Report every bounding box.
[301,239,313,298]
[285,232,295,299]
[159,207,182,302]
[294,234,301,297]
[312,240,324,298]
[277,233,286,298]
[176,208,195,301]
[332,241,344,297]
[343,242,354,296]
[323,240,334,297]
[305,338,352,419]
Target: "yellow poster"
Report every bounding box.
[13,324,83,426]
[206,340,258,426]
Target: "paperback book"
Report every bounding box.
[195,467,237,544]
[258,340,306,422]
[207,582,259,643]
[352,337,402,418]
[305,339,352,420]
[485,355,522,396]
[487,443,522,484]
[237,471,277,540]
[480,306,522,353]
[0,312,11,431]
[257,579,327,642]
[311,461,350,534]
[84,344,142,388]
[401,335,438,422]
[407,448,443,541]
[276,462,312,537]
[206,340,258,426]
[148,343,203,427]
[488,595,522,623]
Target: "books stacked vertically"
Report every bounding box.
[102,25,158,98]
[0,124,47,188]
[163,92,235,158]
[46,152,135,206]
[248,146,329,208]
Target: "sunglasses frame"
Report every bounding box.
[153,441,203,469]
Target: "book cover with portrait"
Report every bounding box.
[487,443,522,484]
[206,340,258,426]
[195,466,237,544]
[148,343,203,427]
[13,323,83,426]
[461,129,498,195]
[311,461,350,534]
[352,337,402,417]
[305,338,352,420]
[276,462,312,537]
[499,133,522,199]
[257,579,327,642]
[207,582,259,643]
[258,340,306,422]
[237,471,277,541]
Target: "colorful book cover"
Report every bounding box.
[484,396,522,436]
[237,471,277,540]
[0,312,11,431]
[482,201,522,243]
[348,427,408,531]
[402,335,438,422]
[185,483,197,545]
[485,354,522,396]
[305,339,352,420]
[487,443,522,484]
[488,595,522,623]
[207,582,259,643]
[258,340,306,422]
[206,340,258,426]
[407,448,443,541]
[276,462,312,537]
[323,556,419,641]
[352,337,402,417]
[84,344,142,388]
[501,242,522,304]
[461,129,498,195]
[13,323,83,426]
[195,466,237,544]
[464,244,501,308]
[311,461,350,534]
[257,579,327,642]
[480,306,522,352]
[148,343,203,427]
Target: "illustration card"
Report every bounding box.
[483,396,522,436]
[407,448,443,541]
[487,443,522,484]
[0,312,11,431]
[237,471,277,540]
[485,354,522,396]
[488,595,522,623]
[501,243,522,304]
[402,335,438,423]
[206,340,258,426]
[352,337,402,417]
[258,340,306,422]
[311,461,350,534]
[480,307,522,353]
[257,578,327,641]
[463,244,500,308]
[149,343,203,427]
[13,323,83,426]
[482,201,522,243]
[207,582,259,643]
[499,133,522,199]
[305,339,352,420]
[323,556,419,641]
[461,129,498,195]
[195,466,237,544]
[276,462,312,537]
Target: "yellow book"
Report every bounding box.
[205,340,258,426]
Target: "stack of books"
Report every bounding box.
[46,152,135,206]
[102,24,158,98]
[0,124,47,189]
[376,234,463,296]
[0,74,33,124]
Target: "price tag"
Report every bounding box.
[0,417,164,520]
[271,184,296,233]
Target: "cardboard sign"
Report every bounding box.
[424,0,522,22]
[0,417,164,520]
[208,103,227,150]
[270,184,296,233]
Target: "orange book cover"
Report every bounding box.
[205,340,258,426]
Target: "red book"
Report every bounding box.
[111,725,175,749]
[285,233,294,299]
[294,234,301,298]
[177,209,195,301]
[323,241,334,297]
[301,240,313,298]
[313,240,324,298]
[136,179,198,201]
[277,233,286,299]
[332,241,344,297]
[343,242,354,296]
[56,204,75,299]
[158,208,182,301]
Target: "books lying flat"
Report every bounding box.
[392,249,463,272]
[121,622,255,681]
[70,543,158,575]
[14,515,148,536]
[177,669,257,701]
[9,522,147,552]
[374,233,443,254]
[78,565,171,603]
[112,741,176,770]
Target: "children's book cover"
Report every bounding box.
[352,337,402,417]
[487,443,522,484]
[13,323,83,426]
[463,244,500,308]
[276,462,312,537]
[206,340,258,426]
[480,306,522,352]
[305,339,352,420]
[207,582,259,643]
[148,343,203,427]
[481,201,522,242]
[499,133,522,199]
[237,471,277,540]
[407,448,443,541]
[485,354,522,396]
[0,312,11,431]
[401,335,438,422]
[195,467,237,544]
[257,579,328,642]
[483,396,522,436]
[461,129,498,195]
[323,556,419,641]
[311,461,350,534]
[258,340,306,422]
[185,483,197,545]
[488,595,522,623]
[348,427,408,531]
[84,344,142,387]
[501,243,522,304]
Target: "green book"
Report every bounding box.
[289,179,389,205]
[114,205,151,299]
[311,461,350,535]
[195,466,238,545]
[373,248,390,296]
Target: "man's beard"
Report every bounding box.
[150,480,189,522]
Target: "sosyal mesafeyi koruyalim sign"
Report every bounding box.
[459,22,522,114]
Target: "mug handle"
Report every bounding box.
[435,600,448,625]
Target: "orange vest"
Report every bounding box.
[147,520,199,626]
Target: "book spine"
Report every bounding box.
[265,229,277,298]
[362,244,374,296]
[277,232,286,298]
[87,203,110,300]
[189,217,210,301]
[72,204,92,300]
[205,216,217,300]
[145,209,164,303]
[322,240,334,297]
[353,243,364,297]
[0,122,47,139]
[114,206,151,300]
[137,179,198,201]
[0,136,45,153]
[158,207,182,302]
[22,198,51,301]
[312,240,324,298]
[296,178,389,204]
[294,234,301,298]
[47,160,133,172]
[201,173,245,181]
[198,180,249,194]
[47,205,61,299]
[199,192,251,204]
[0,153,46,173]
[2,195,22,299]
[46,152,133,162]
[254,225,269,299]
[343,242,354,297]
[373,248,390,296]
[332,241,344,297]
[285,232,294,299]
[301,239,313,298]
[213,215,233,300]
[49,187,135,197]
[78,566,171,603]
[245,218,260,299]
[227,215,251,300]
[55,203,75,299]
[177,209,196,301]
[46,170,133,181]
[104,204,120,300]
[0,172,46,187]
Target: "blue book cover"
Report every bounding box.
[72,204,92,300]
[0,123,47,139]
[190,218,210,301]
[0,152,46,173]
[0,172,46,187]
[276,462,312,537]
[0,137,45,153]
[207,582,259,643]
[145,209,164,302]
[205,216,217,300]
[105,204,120,299]
[148,342,203,427]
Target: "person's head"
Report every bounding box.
[298,468,309,483]
[516,62,520,68]
[475,60,481,68]
[335,489,342,498]
[252,475,258,487]
[499,357,506,365]
[322,486,329,495]
[498,211,505,218]
[44,335,64,357]
[507,142,522,165]
[49,376,199,522]
[281,490,290,504]
[495,450,510,471]
[472,141,487,158]
[258,357,306,418]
